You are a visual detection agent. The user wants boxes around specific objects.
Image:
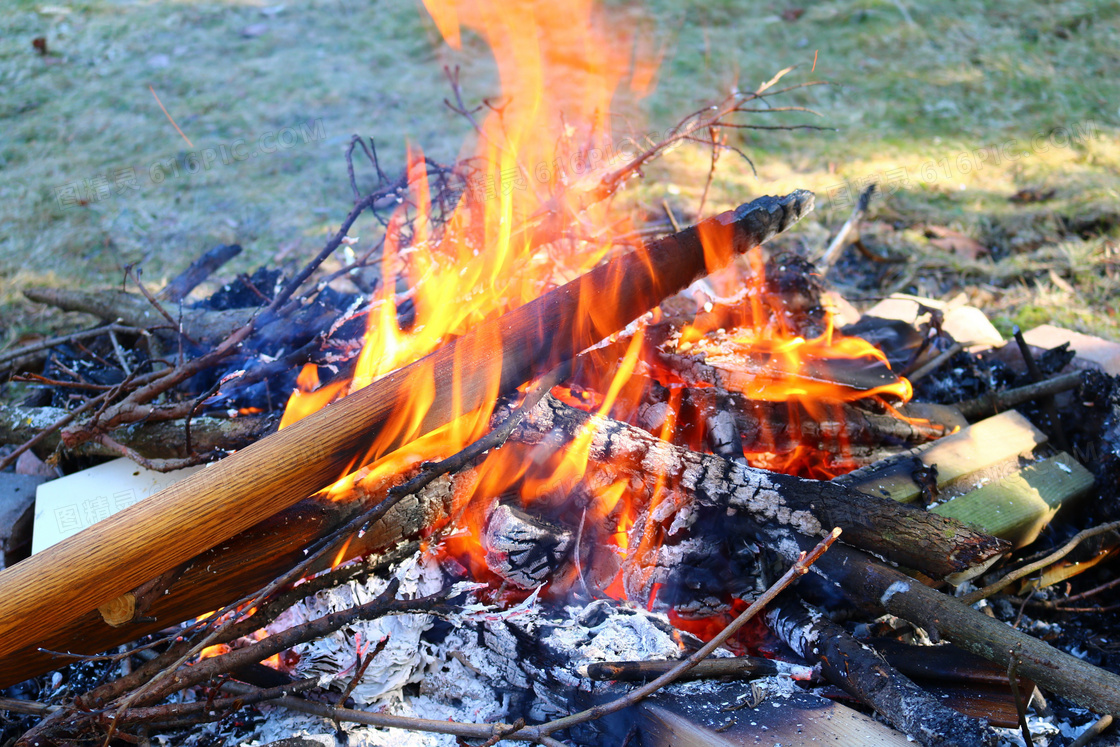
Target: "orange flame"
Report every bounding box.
[281,0,656,472]
[276,0,920,614]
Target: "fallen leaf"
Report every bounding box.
[925,225,988,260]
[781,7,805,21]
[240,23,269,38]
[1048,268,1076,294]
[1009,188,1056,204]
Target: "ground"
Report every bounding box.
[1,0,1118,345]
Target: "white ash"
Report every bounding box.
[223,541,739,746]
[993,714,1062,747]
[268,553,446,707]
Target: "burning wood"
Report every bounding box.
[0,190,814,665]
[5,0,1120,744]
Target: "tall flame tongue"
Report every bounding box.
[281,0,653,465]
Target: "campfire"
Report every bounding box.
[2,1,1120,746]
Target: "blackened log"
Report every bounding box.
[767,597,995,747]
[158,244,242,303]
[811,541,1120,718]
[512,396,1008,579]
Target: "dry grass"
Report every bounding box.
[1,0,1118,343]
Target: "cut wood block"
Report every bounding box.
[900,402,969,431]
[932,452,1094,548]
[834,410,1047,504]
[635,683,913,747]
[1021,324,1120,375]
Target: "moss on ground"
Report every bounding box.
[1,0,1118,344]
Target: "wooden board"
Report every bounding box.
[636,683,913,747]
[932,452,1095,547]
[834,410,1047,504]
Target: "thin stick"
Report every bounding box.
[214,683,569,747]
[107,328,132,375]
[0,324,139,368]
[956,371,1083,420]
[1070,715,1113,747]
[961,520,1120,605]
[0,391,108,472]
[1007,650,1035,747]
[1013,326,1068,451]
[0,697,58,716]
[818,183,875,274]
[906,341,964,383]
[579,655,814,682]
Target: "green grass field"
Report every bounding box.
[2,0,1118,343]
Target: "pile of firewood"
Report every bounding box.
[2,71,1120,747]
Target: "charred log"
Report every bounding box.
[767,596,995,747]
[809,540,1120,718]
[510,395,1007,581]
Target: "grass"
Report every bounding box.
[1,0,1118,344]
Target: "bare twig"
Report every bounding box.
[955,370,1083,420]
[1013,326,1068,450]
[0,324,139,369]
[130,268,184,337]
[1008,650,1035,747]
[962,521,1120,604]
[817,183,875,274]
[11,373,114,391]
[94,433,213,472]
[0,697,59,716]
[107,328,132,375]
[335,637,385,709]
[214,681,567,746]
[0,390,109,471]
